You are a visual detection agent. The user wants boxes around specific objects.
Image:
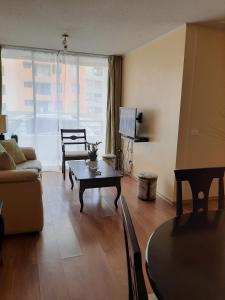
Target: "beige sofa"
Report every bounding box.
[0,147,44,235]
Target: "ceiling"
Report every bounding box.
[0,0,225,55]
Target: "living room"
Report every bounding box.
[0,1,225,300]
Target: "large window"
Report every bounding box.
[2,48,108,169]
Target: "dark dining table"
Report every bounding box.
[146,210,225,300]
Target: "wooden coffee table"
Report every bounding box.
[68,160,123,212]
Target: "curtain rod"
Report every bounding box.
[1,44,109,59]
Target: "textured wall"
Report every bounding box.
[176,24,225,198]
[122,26,186,201]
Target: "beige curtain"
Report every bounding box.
[105,56,122,157]
[0,47,2,113]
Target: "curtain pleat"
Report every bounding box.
[105,56,122,159]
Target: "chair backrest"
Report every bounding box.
[174,167,225,216]
[61,129,87,150]
[121,196,148,300]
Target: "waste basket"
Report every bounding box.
[137,172,158,201]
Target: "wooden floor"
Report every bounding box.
[0,171,176,300]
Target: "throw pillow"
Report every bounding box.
[0,143,6,153]
[0,139,27,164]
[0,151,16,170]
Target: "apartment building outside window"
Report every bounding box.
[2,48,108,169]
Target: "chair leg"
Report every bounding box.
[62,158,66,180]
[62,159,64,174]
[63,160,66,180]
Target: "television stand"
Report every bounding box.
[134,136,149,142]
[121,135,149,143]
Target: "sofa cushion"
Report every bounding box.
[0,151,16,170]
[20,147,37,160]
[0,139,27,164]
[16,160,42,172]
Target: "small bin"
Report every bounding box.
[137,172,158,201]
[102,154,116,169]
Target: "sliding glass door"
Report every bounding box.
[2,48,108,169]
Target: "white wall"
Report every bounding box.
[122,27,186,201]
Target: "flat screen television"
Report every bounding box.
[119,107,137,138]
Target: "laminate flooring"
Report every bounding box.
[0,171,185,299]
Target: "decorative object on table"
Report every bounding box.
[10,134,18,143]
[87,141,101,170]
[137,172,158,201]
[0,115,7,140]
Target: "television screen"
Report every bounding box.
[119,107,137,138]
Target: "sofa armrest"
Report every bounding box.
[20,147,37,160]
[0,170,39,183]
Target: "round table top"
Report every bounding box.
[146,210,225,300]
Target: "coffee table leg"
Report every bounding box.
[79,185,85,212]
[114,180,121,209]
[69,168,74,190]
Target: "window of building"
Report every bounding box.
[25,99,34,106]
[71,84,79,93]
[93,67,103,76]
[24,81,33,88]
[35,82,51,95]
[35,64,51,76]
[23,61,32,69]
[95,80,102,89]
[94,93,102,98]
[52,64,62,74]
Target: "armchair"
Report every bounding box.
[61,129,89,179]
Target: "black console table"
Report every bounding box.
[121,135,149,143]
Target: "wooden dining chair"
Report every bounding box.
[61,129,89,180]
[121,196,157,300]
[174,167,225,216]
